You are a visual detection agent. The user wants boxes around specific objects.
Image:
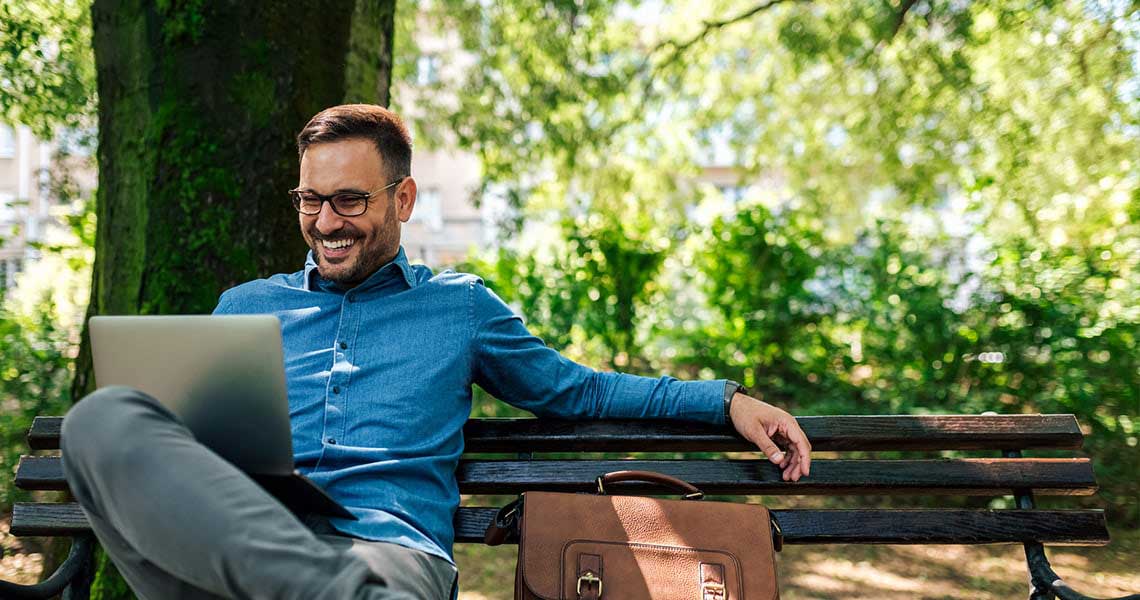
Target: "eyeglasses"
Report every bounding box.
[289,177,406,217]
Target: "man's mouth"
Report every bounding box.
[319,237,357,260]
[321,238,356,250]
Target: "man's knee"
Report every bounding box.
[61,386,169,468]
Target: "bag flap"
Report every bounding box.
[518,491,777,599]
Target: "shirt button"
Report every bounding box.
[346,296,355,303]
[327,438,337,445]
[332,386,340,394]
[339,342,348,350]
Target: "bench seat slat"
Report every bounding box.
[18,456,1098,496]
[456,459,1097,496]
[27,415,1084,452]
[11,503,1108,547]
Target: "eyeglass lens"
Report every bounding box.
[293,192,368,216]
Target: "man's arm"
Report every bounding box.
[470,281,811,480]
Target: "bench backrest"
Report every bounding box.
[13,414,1109,546]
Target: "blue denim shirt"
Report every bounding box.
[213,247,727,563]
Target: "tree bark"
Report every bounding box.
[69,0,396,597]
[345,0,397,107]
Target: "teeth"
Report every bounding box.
[322,238,355,250]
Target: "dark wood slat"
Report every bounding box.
[454,507,1109,546]
[12,503,1108,547]
[17,456,1098,496]
[17,455,1098,496]
[16,456,68,490]
[27,416,62,450]
[10,503,92,536]
[27,414,1085,452]
[456,459,1097,496]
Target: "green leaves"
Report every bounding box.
[0,0,95,136]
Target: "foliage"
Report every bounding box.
[0,130,95,511]
[0,302,73,509]
[436,0,1139,523]
[0,0,95,137]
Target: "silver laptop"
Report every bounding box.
[89,315,355,520]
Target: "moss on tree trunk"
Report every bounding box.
[70,1,396,597]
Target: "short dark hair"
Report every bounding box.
[296,104,412,180]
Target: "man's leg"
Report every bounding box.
[61,386,412,600]
[307,517,458,599]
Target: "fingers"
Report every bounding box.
[751,425,807,481]
[772,420,811,481]
[781,420,812,478]
[753,429,787,467]
[779,444,802,481]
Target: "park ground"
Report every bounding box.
[5,517,1137,599]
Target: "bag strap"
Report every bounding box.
[595,470,705,500]
[483,496,522,546]
[771,512,784,552]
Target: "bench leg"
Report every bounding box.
[62,536,96,600]
[1002,450,1139,600]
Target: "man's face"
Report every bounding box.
[297,139,416,287]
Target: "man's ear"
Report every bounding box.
[396,177,417,222]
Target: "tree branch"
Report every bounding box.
[887,0,920,43]
[654,0,805,70]
[597,0,807,143]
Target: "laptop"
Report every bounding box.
[88,314,355,520]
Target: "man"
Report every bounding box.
[61,104,811,599]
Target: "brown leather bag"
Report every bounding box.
[485,470,782,600]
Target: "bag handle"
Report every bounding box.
[595,470,705,500]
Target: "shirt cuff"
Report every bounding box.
[676,379,732,425]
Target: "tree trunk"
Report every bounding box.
[345,0,397,106]
[69,1,396,597]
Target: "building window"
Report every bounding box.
[0,191,15,223]
[411,188,443,232]
[1,258,23,293]
[717,185,748,204]
[0,125,16,158]
[416,54,441,86]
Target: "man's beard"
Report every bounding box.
[307,204,400,287]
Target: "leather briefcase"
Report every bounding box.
[485,470,782,600]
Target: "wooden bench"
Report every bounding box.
[2,413,1135,599]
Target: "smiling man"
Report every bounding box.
[61,104,811,600]
[293,135,411,285]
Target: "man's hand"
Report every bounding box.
[729,392,812,481]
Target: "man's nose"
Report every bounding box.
[313,201,346,233]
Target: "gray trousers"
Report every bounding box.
[60,386,457,600]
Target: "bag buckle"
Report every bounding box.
[702,582,726,600]
[577,571,602,598]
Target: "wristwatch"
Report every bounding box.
[724,380,746,427]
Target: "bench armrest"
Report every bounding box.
[0,535,94,599]
[1026,542,1139,600]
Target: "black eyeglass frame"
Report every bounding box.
[289,177,407,217]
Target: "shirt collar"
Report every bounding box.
[303,246,417,292]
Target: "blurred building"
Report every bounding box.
[0,123,50,296]
[0,123,93,300]
[397,25,494,268]
[402,146,487,267]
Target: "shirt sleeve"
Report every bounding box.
[212,289,236,315]
[469,280,725,425]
